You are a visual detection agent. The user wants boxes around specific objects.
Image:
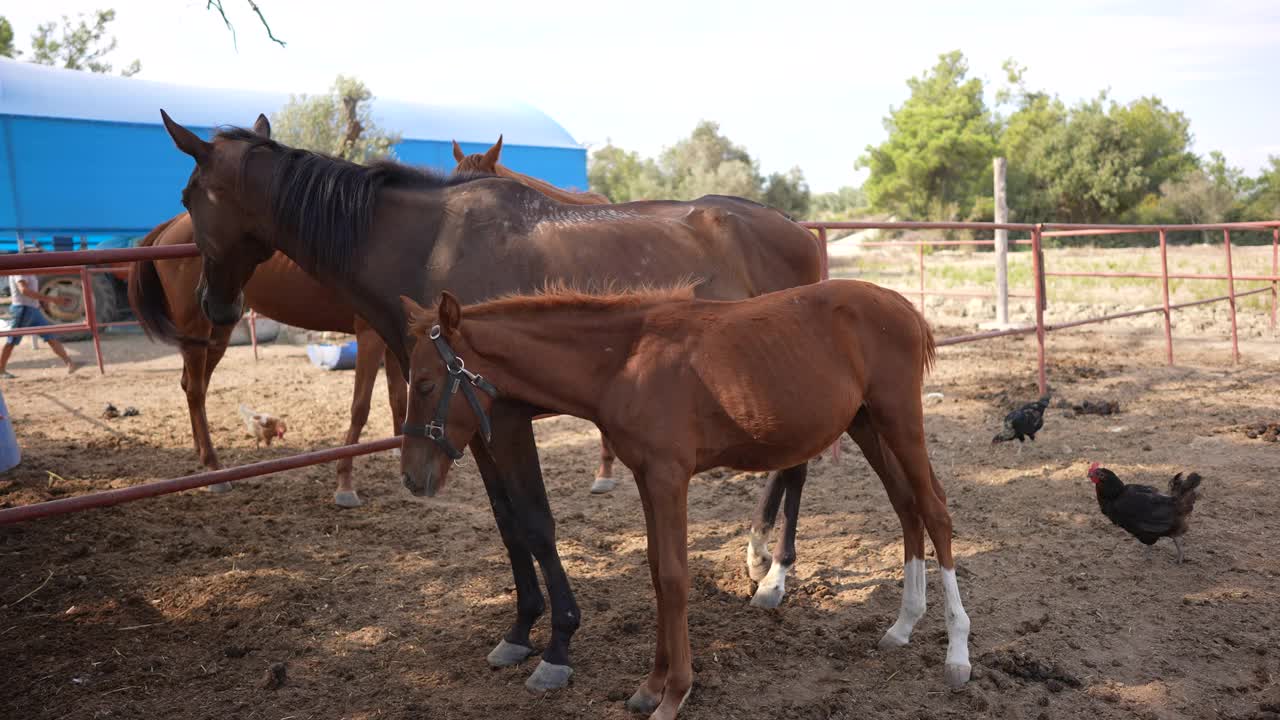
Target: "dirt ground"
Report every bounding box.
[2,308,1279,720]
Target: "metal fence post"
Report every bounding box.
[1272,227,1278,332]
[993,158,1009,325]
[1158,229,1174,365]
[79,266,105,374]
[1223,230,1239,363]
[249,310,260,361]
[1031,225,1048,396]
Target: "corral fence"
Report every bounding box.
[0,246,266,372]
[1,219,1277,525]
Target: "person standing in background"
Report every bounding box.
[1,273,81,378]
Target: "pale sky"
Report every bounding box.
[5,0,1278,192]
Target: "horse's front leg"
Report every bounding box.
[487,409,580,692]
[749,463,807,609]
[628,465,693,720]
[471,442,544,669]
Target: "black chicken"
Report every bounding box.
[1088,463,1202,563]
[992,395,1050,453]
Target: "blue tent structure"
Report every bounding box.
[0,59,589,252]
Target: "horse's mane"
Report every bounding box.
[408,280,701,337]
[494,165,610,205]
[477,279,700,315]
[215,127,489,276]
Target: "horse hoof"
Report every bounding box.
[590,475,618,494]
[204,482,233,494]
[334,490,363,509]
[878,630,910,649]
[625,688,661,715]
[524,660,572,692]
[749,583,784,609]
[487,639,535,668]
[745,545,772,583]
[944,662,972,687]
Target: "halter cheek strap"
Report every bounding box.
[401,325,499,460]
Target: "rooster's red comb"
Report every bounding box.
[1087,462,1100,474]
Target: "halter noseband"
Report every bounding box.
[401,324,498,460]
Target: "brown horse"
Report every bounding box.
[453,135,611,205]
[128,115,406,508]
[153,110,824,693]
[452,135,621,494]
[399,282,971,718]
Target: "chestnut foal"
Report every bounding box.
[398,281,972,719]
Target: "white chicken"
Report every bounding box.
[239,404,287,447]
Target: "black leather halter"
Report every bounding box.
[401,325,498,460]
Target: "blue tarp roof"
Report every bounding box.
[0,60,589,240]
[0,59,583,149]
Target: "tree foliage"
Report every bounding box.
[29,9,140,77]
[588,121,811,218]
[0,17,16,58]
[858,51,997,221]
[270,76,400,163]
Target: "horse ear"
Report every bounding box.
[160,109,212,163]
[400,295,429,334]
[452,140,465,163]
[253,113,271,138]
[438,291,463,336]
[482,135,503,169]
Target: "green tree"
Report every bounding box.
[587,121,812,215]
[762,168,810,219]
[858,51,997,220]
[1241,156,1280,220]
[270,75,400,163]
[997,59,1196,224]
[809,186,867,221]
[0,17,16,58]
[587,143,663,203]
[29,9,140,77]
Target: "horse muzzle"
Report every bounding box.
[401,470,439,498]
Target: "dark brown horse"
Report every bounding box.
[398,282,971,717]
[152,110,823,693]
[453,135,620,493]
[128,116,406,508]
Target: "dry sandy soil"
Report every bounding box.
[2,305,1279,720]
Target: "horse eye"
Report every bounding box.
[416,380,434,395]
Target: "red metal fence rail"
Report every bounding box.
[1,244,260,371]
[2,219,1278,526]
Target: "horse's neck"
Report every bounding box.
[463,310,644,420]
[496,164,601,205]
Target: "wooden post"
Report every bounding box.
[993,157,1009,325]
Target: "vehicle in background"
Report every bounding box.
[1,235,141,339]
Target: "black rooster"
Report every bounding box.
[992,395,1050,453]
[1088,463,1202,563]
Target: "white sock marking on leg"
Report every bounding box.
[940,567,971,673]
[751,557,791,607]
[882,558,926,647]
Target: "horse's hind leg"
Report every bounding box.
[590,430,620,494]
[383,344,407,461]
[749,464,807,609]
[847,410,925,648]
[864,402,971,687]
[333,324,383,508]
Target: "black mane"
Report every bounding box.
[215,127,491,276]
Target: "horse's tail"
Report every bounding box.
[127,215,186,345]
[917,307,937,375]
